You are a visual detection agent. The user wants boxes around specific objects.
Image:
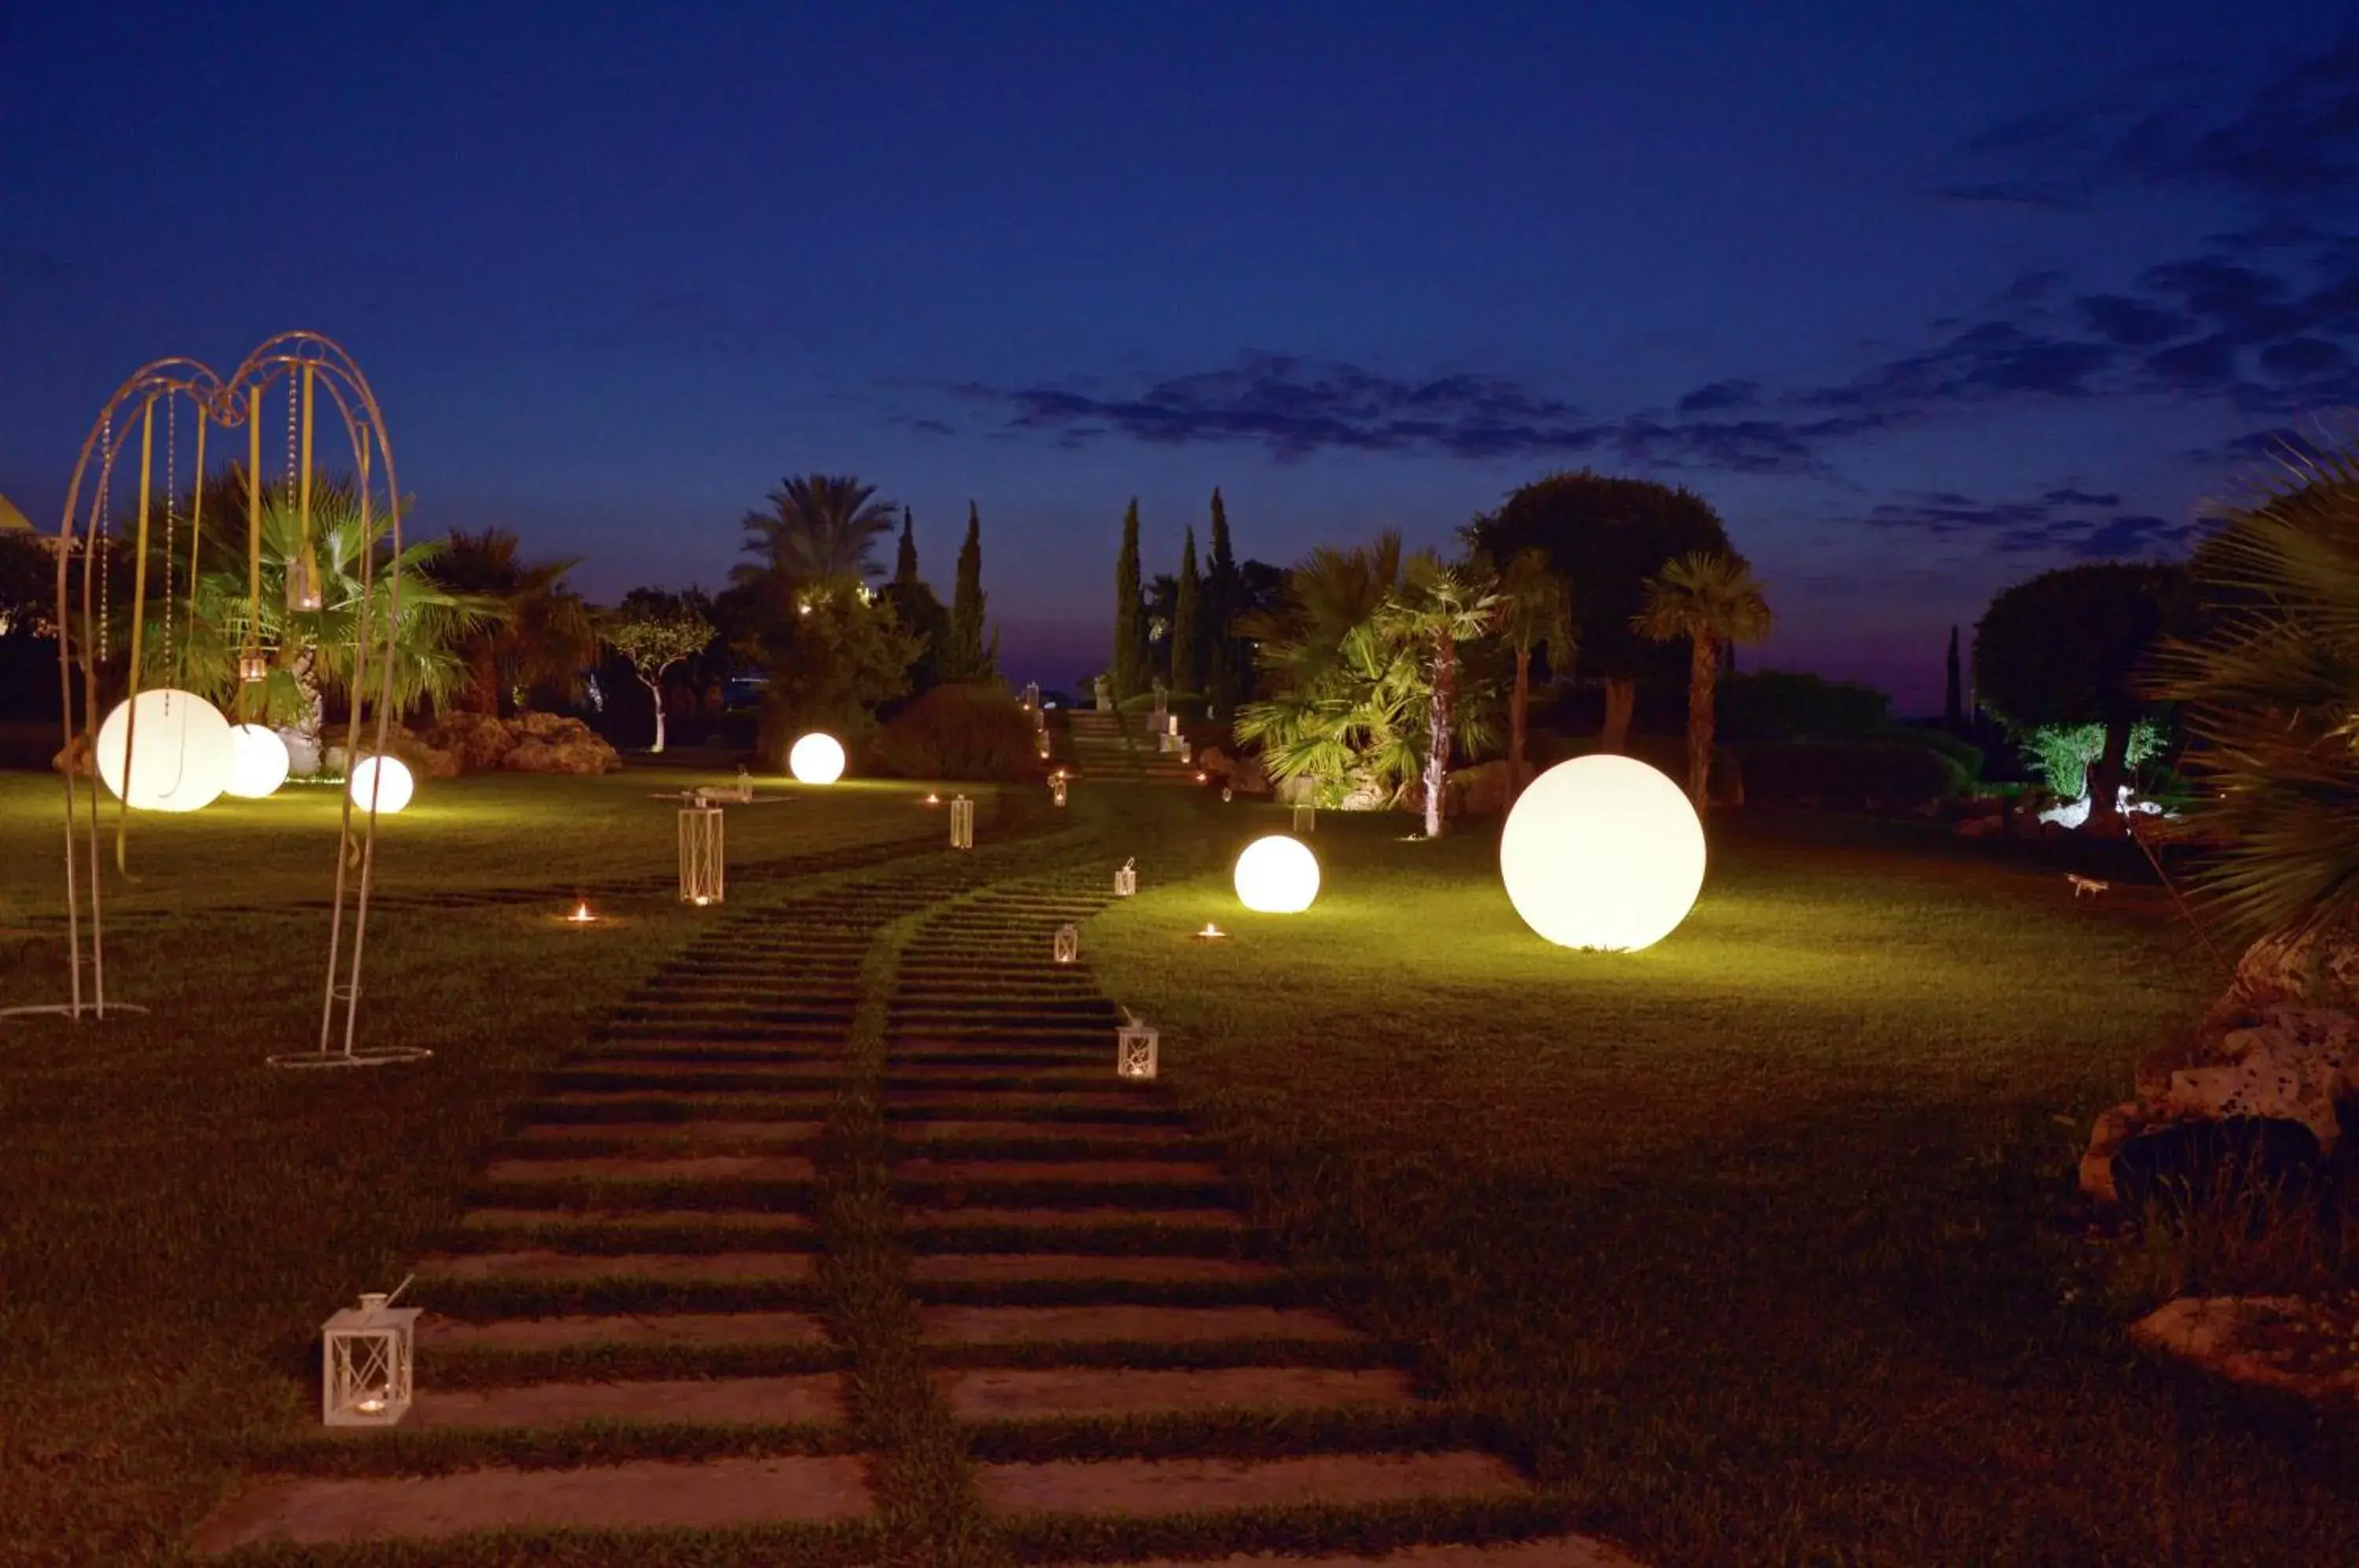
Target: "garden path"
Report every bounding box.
[189,826,1634,1564]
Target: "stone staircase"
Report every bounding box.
[1064,709,1200,786]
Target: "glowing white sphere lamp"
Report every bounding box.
[94,688,234,812]
[789,731,846,785]
[348,756,415,815]
[223,723,292,799]
[1500,755,1705,951]
[1232,834,1321,914]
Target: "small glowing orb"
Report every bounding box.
[95,689,234,812]
[223,723,291,798]
[567,903,595,923]
[789,732,846,785]
[1232,834,1320,914]
[348,756,415,815]
[1500,755,1704,951]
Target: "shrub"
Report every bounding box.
[2022,718,2166,800]
[1733,740,1968,808]
[1886,724,1984,782]
[872,683,1042,782]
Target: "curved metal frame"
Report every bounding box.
[39,332,421,1066]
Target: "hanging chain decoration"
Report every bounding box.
[18,333,418,1060]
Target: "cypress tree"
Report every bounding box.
[1205,488,1238,716]
[1944,624,1963,728]
[893,506,919,587]
[1113,498,1145,698]
[1172,526,1202,694]
[945,501,992,680]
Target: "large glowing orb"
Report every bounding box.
[224,723,292,799]
[1233,834,1320,914]
[789,731,846,785]
[348,756,415,815]
[94,689,234,812]
[1500,755,1704,951]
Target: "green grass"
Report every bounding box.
[0,764,993,1566]
[1086,789,2359,1567]
[6,760,2356,1566]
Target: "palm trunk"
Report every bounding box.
[1600,677,1636,754]
[1422,635,1457,838]
[1687,637,1716,812]
[469,648,502,716]
[1510,645,1530,796]
[293,647,326,773]
[2088,719,2132,830]
[640,672,666,754]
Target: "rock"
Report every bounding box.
[421,712,619,775]
[1443,760,1514,819]
[51,731,94,777]
[425,711,521,773]
[2082,924,2359,1204]
[2133,1294,2359,1410]
[277,727,322,778]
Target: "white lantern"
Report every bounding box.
[1117,1014,1158,1080]
[224,723,291,799]
[1054,922,1080,963]
[1293,801,1316,833]
[789,732,845,785]
[1165,713,1180,737]
[94,688,234,812]
[1500,754,1706,951]
[322,1291,420,1426]
[1234,834,1320,914]
[950,793,974,849]
[1036,731,1052,759]
[679,803,724,904]
[1114,858,1137,897]
[1051,775,1069,808]
[347,756,414,815]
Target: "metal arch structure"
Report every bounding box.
[37,332,423,1066]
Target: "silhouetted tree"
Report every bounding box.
[1470,472,1734,753]
[1205,488,1238,716]
[1113,498,1146,698]
[1173,527,1202,693]
[943,501,995,681]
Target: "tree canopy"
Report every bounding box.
[1972,561,2190,732]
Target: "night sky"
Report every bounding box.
[4,3,2354,711]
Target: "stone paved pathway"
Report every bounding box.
[191,830,1635,1565]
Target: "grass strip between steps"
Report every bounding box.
[818,882,1020,1568]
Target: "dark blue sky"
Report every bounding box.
[5,2,2354,709]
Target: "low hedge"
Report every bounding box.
[1732,739,1970,808]
[872,683,1043,782]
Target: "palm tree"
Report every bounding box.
[167,473,495,756]
[2147,438,2359,943]
[1384,556,1501,837]
[1491,549,1575,798]
[734,475,899,588]
[430,528,598,715]
[1633,551,1772,811]
[1238,534,1416,808]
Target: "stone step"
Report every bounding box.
[1109,1538,1640,1567]
[457,1209,815,1239]
[190,1455,873,1552]
[418,1250,817,1283]
[484,1154,816,1183]
[973,1451,1524,1520]
[940,1365,1419,1419]
[895,1159,1226,1184]
[418,1310,829,1352]
[509,1120,823,1145]
[407,1373,845,1430]
[549,1066,845,1091]
[535,1091,838,1115]
[917,1304,1364,1346]
[892,1120,1194,1144]
[907,1254,1275,1286]
[903,1207,1244,1239]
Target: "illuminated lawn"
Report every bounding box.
[0,762,965,915]
[1087,790,2359,1567]
[0,763,995,1565]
